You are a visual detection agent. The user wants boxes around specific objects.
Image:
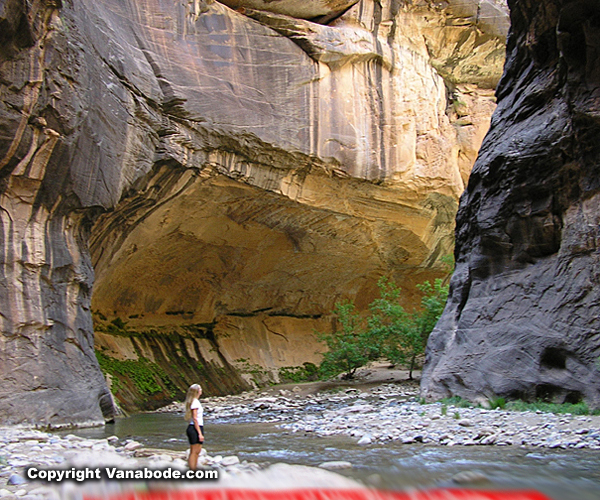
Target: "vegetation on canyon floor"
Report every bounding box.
[278,362,320,383]
[436,395,600,416]
[315,273,450,381]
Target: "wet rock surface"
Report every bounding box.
[421,0,600,407]
[3,377,600,499]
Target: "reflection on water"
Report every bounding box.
[59,412,600,500]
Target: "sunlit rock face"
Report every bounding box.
[0,0,506,422]
[216,0,359,20]
[421,0,600,408]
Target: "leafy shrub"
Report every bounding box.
[489,397,506,409]
[279,362,319,383]
[367,276,449,379]
[314,258,452,381]
[316,302,381,380]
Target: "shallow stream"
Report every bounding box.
[61,410,600,500]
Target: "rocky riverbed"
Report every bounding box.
[0,427,360,500]
[171,381,600,451]
[3,379,600,499]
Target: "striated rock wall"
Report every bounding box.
[88,0,506,410]
[0,0,507,422]
[0,0,116,425]
[421,0,600,408]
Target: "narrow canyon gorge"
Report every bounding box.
[1,0,598,426]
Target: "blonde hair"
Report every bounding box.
[184,384,201,421]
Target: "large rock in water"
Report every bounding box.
[421,0,600,408]
[0,0,506,423]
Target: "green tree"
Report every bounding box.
[369,277,449,380]
[315,258,451,381]
[316,301,380,380]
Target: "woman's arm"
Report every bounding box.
[192,408,204,442]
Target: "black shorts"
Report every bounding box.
[187,424,204,445]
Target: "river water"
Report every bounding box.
[62,411,600,500]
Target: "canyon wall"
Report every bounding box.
[0,0,506,423]
[421,0,600,408]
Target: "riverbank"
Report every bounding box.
[3,366,600,499]
[0,427,363,500]
[162,364,600,451]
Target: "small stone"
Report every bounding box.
[318,461,352,470]
[124,441,142,451]
[451,470,490,485]
[8,474,27,485]
[221,456,240,466]
[357,435,372,445]
[480,435,497,445]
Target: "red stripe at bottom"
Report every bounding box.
[85,488,552,500]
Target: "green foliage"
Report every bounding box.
[439,396,476,408]
[504,400,597,415]
[314,258,452,381]
[279,362,319,383]
[453,411,461,419]
[316,301,380,380]
[441,404,447,416]
[434,395,600,416]
[368,276,449,379]
[489,397,506,410]
[234,358,271,387]
[96,351,174,396]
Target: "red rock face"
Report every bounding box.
[421,0,600,409]
[0,0,507,422]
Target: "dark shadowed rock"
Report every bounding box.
[421,0,600,409]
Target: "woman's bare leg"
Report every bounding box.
[188,443,202,469]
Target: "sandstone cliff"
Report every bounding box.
[0,0,506,423]
[421,0,600,408]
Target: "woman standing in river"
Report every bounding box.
[184,383,204,470]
